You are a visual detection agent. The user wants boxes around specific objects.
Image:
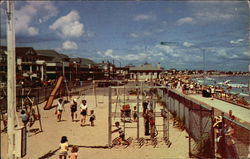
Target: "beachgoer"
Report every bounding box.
[69,145,78,159]
[213,116,223,158]
[229,110,236,120]
[112,122,129,145]
[143,108,150,136]
[225,123,239,159]
[210,86,215,100]
[56,98,65,122]
[89,110,96,126]
[148,110,155,138]
[79,100,88,126]
[133,106,138,122]
[20,110,29,127]
[59,136,69,159]
[70,99,78,122]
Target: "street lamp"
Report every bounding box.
[73,61,77,80]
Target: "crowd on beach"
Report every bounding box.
[213,110,240,159]
[154,76,249,107]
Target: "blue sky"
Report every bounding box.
[0,1,249,71]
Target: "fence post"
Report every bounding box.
[211,107,215,159]
[136,84,140,139]
[108,86,112,147]
[221,112,226,158]
[188,106,192,157]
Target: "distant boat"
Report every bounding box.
[224,80,231,84]
[227,83,248,88]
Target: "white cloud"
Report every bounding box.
[155,44,174,54]
[124,53,148,61]
[183,42,194,48]
[230,39,244,44]
[50,10,84,38]
[134,14,155,21]
[243,51,250,58]
[15,1,58,36]
[129,33,140,38]
[176,17,196,25]
[195,11,233,22]
[62,41,78,50]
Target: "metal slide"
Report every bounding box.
[44,76,64,110]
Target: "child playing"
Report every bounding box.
[89,110,96,126]
[133,106,138,122]
[59,136,69,159]
[20,110,29,127]
[112,122,129,146]
[69,145,78,159]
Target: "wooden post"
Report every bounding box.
[136,84,140,139]
[7,1,17,158]
[108,87,112,147]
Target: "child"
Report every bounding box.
[79,100,88,126]
[70,99,78,122]
[59,136,69,159]
[133,106,138,122]
[69,145,78,159]
[112,122,129,145]
[20,110,29,127]
[89,110,96,126]
[56,98,65,122]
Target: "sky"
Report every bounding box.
[0,0,249,71]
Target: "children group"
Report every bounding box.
[55,96,96,127]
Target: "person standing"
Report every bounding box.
[59,136,69,159]
[79,100,88,126]
[56,98,65,122]
[70,99,78,122]
[89,110,96,126]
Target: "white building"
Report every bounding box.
[129,63,163,81]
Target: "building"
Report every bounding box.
[129,63,163,80]
[0,47,7,84]
[36,50,70,80]
[70,57,103,81]
[0,46,45,85]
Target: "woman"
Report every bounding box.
[79,100,88,126]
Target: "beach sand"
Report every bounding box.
[1,88,189,159]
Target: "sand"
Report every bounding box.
[1,87,189,159]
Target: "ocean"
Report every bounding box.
[193,75,250,101]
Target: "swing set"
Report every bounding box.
[108,82,171,148]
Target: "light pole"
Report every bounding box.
[73,61,77,80]
[6,1,17,158]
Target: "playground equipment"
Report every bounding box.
[108,83,171,148]
[44,76,64,110]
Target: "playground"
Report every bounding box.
[0,80,189,159]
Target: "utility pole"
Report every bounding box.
[7,0,17,159]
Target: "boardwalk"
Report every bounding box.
[173,88,250,124]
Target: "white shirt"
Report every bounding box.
[80,103,87,111]
[211,87,215,94]
[57,101,64,110]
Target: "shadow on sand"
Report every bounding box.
[38,148,59,159]
[38,145,109,158]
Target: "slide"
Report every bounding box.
[44,76,64,110]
